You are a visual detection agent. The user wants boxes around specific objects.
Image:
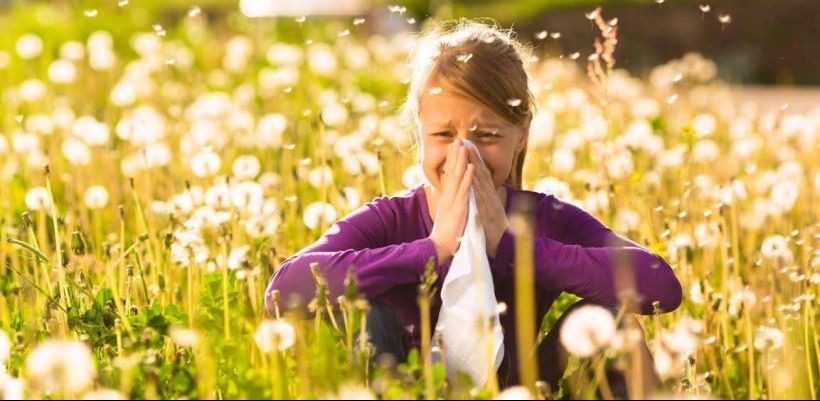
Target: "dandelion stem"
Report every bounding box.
[511,201,538,393]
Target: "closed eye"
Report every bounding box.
[431,131,454,139]
[476,131,501,141]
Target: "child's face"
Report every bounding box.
[418,80,528,192]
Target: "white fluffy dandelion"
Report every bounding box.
[16,33,43,59]
[83,186,110,210]
[26,339,97,394]
[559,305,616,357]
[232,155,261,179]
[0,329,10,363]
[494,385,535,400]
[191,148,222,177]
[25,187,52,211]
[254,319,296,353]
[753,326,784,350]
[303,201,337,230]
[169,326,200,347]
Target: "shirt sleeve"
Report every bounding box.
[265,198,440,315]
[490,196,682,314]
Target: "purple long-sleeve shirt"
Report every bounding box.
[266,184,682,374]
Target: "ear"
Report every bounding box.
[516,112,532,153]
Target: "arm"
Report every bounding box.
[265,200,440,316]
[490,196,682,314]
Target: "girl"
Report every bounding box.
[265,19,682,394]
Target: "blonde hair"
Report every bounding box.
[399,19,535,189]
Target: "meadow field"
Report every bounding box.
[0,2,817,399]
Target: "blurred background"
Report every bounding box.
[2,0,818,86]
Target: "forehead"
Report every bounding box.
[418,80,505,125]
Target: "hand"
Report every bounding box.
[429,139,475,263]
[466,146,509,259]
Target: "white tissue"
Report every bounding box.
[434,139,504,388]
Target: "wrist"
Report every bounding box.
[429,235,454,264]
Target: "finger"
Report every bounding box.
[452,145,469,188]
[457,163,475,200]
[444,142,457,188]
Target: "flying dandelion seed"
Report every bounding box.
[353,18,365,25]
[406,18,416,24]
[153,24,166,37]
[295,16,306,23]
[118,0,129,6]
[699,4,711,12]
[718,14,732,24]
[187,6,201,17]
[338,29,350,38]
[655,0,665,4]
[428,86,443,95]
[569,52,580,60]
[83,9,98,17]
[507,98,522,107]
[608,18,618,26]
[666,94,678,104]
[456,53,473,63]
[550,32,561,39]
[535,31,548,40]
[388,5,407,15]
[585,9,599,20]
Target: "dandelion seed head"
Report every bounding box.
[25,187,52,211]
[0,329,10,363]
[16,33,43,59]
[47,59,77,84]
[231,155,261,179]
[303,201,337,230]
[26,339,97,394]
[753,326,784,350]
[559,305,615,357]
[83,185,110,210]
[254,319,296,352]
[190,148,222,177]
[494,385,535,400]
[19,79,47,102]
[168,326,199,347]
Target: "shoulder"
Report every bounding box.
[508,185,590,230]
[508,186,580,215]
[356,185,426,223]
